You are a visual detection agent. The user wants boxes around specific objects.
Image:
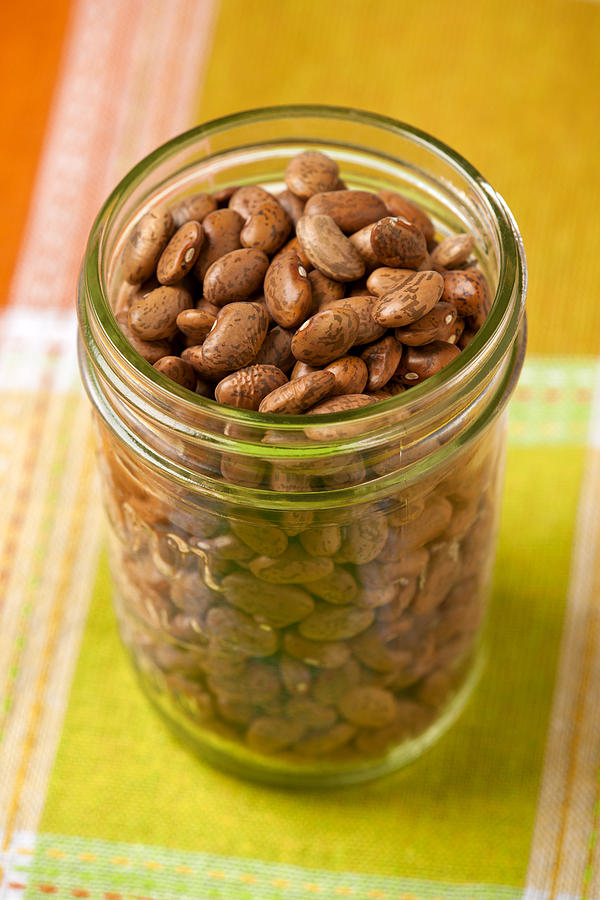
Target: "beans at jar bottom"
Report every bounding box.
[104,429,500,766]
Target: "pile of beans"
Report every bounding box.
[105,150,498,770]
[116,149,491,420]
[107,438,497,764]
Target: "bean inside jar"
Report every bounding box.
[118,149,490,410]
[106,148,502,780]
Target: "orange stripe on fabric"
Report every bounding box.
[1,436,97,851]
[0,362,58,600]
[0,0,73,307]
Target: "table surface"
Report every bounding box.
[0,1,599,898]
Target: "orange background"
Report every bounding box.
[0,1,72,307]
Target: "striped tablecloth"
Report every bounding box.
[1,1,599,898]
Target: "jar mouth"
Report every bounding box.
[79,104,527,479]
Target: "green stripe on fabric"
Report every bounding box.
[37,445,584,886]
[23,833,524,900]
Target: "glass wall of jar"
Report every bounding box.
[78,106,527,786]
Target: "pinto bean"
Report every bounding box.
[431,233,475,268]
[264,251,313,328]
[442,268,492,318]
[259,370,335,414]
[296,214,365,282]
[325,295,386,344]
[394,301,457,346]
[250,545,334,584]
[128,285,193,340]
[207,607,279,658]
[338,686,398,728]
[378,190,435,244]
[285,150,340,199]
[240,196,292,254]
[214,364,287,409]
[153,356,196,390]
[121,204,174,284]
[304,190,387,233]
[201,302,269,374]
[291,308,360,366]
[373,270,443,328]
[396,340,461,385]
[156,221,204,285]
[324,355,368,395]
[203,248,269,306]
[360,335,404,392]
[370,216,428,269]
[366,266,415,296]
[170,192,217,227]
[193,208,243,281]
[308,268,345,309]
[299,604,374,642]
[222,572,315,628]
[251,325,296,372]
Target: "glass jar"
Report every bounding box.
[77,105,526,787]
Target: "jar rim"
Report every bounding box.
[79,103,526,451]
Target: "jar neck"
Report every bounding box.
[77,106,527,507]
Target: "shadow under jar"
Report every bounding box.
[78,105,527,787]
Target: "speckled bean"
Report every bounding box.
[201,302,269,373]
[378,190,435,244]
[203,248,269,306]
[291,308,360,366]
[360,334,403,392]
[370,216,428,269]
[250,545,334,584]
[128,285,193,340]
[396,340,460,385]
[207,607,279,657]
[324,356,369,395]
[326,295,386,344]
[299,604,374,642]
[395,301,457,346]
[308,269,345,309]
[153,355,196,390]
[175,307,216,343]
[156,221,204,285]
[285,151,340,199]
[251,325,296,372]
[283,632,351,669]
[193,208,244,281]
[366,267,415,297]
[304,190,387,234]
[338,686,398,728]
[121,204,174,284]
[442,268,491,318]
[263,251,312,328]
[373,270,444,328]
[259,370,335,414]
[215,364,288,410]
[240,196,292,254]
[431,233,474,268]
[246,717,307,754]
[299,524,343,557]
[222,572,315,627]
[296,215,365,282]
[170,192,217,227]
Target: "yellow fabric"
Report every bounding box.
[197,0,600,355]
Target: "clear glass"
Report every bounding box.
[78,105,527,786]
